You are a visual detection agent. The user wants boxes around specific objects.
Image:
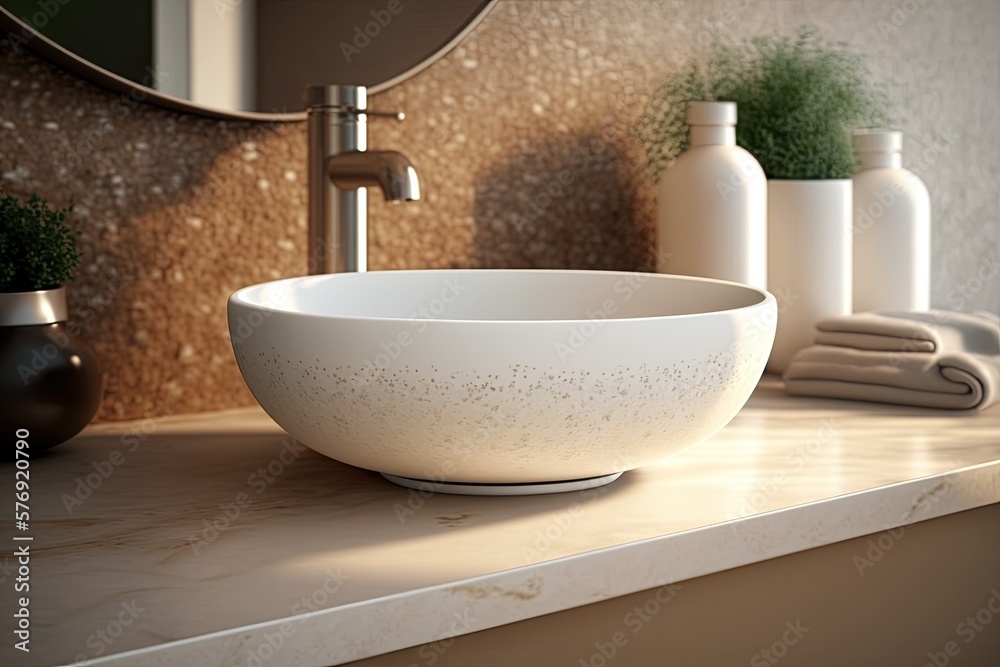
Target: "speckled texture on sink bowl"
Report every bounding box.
[228,270,775,485]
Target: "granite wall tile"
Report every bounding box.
[0,0,996,421]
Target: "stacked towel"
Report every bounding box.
[784,310,1000,410]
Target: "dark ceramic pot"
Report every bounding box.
[0,287,103,459]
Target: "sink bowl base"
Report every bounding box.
[380,472,624,496]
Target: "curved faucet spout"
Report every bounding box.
[326,151,421,202]
[306,84,421,275]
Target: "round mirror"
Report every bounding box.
[0,0,496,121]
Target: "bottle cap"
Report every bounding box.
[854,129,902,153]
[686,101,736,126]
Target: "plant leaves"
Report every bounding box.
[0,192,80,292]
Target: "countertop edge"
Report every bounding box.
[80,460,1000,667]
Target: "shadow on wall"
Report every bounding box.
[471,131,655,271]
[0,40,307,420]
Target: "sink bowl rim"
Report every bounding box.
[229,268,775,325]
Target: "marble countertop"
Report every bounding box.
[6,379,1000,667]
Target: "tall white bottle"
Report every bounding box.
[852,129,931,312]
[656,101,767,289]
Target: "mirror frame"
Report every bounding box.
[0,1,497,121]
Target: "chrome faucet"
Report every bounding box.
[306,84,420,274]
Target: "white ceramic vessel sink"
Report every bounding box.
[229,270,775,494]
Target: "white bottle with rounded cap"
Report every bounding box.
[656,101,767,289]
[852,129,931,312]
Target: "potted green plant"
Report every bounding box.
[639,27,888,373]
[0,192,102,458]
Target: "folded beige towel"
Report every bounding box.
[784,310,1000,410]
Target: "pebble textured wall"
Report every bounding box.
[0,0,997,421]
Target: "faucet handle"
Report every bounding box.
[361,110,406,121]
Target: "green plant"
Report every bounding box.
[637,26,890,180]
[0,193,80,292]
